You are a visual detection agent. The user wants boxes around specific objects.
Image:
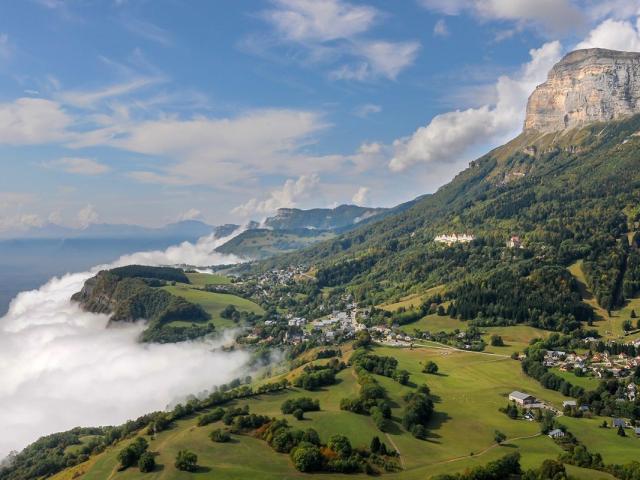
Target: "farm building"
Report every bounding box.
[509,391,537,406]
[548,429,565,439]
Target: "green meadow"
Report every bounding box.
[162,273,263,330]
[52,342,632,480]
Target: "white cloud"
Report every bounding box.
[352,186,369,205]
[575,18,640,51]
[331,40,420,81]
[259,0,420,81]
[46,157,110,175]
[389,41,562,171]
[419,0,586,34]
[177,208,203,221]
[84,109,330,186]
[265,0,378,42]
[77,204,99,229]
[0,98,71,145]
[353,103,382,118]
[58,77,161,109]
[433,19,450,37]
[232,174,320,218]
[0,231,248,457]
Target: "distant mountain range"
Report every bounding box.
[1,220,238,241]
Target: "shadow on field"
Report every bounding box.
[195,466,212,473]
[427,411,452,432]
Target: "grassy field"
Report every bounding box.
[380,285,446,312]
[398,311,468,334]
[481,325,550,355]
[52,342,634,480]
[568,260,640,340]
[186,273,232,286]
[163,281,263,330]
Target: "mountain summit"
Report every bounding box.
[525,48,640,133]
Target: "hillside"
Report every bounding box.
[264,205,387,230]
[248,114,640,336]
[72,266,263,343]
[8,340,634,480]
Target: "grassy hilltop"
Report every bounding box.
[45,341,625,480]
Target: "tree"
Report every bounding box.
[537,459,567,480]
[291,443,323,472]
[210,429,231,443]
[138,452,155,473]
[353,330,372,348]
[494,430,506,444]
[293,409,304,420]
[437,305,446,316]
[617,425,626,437]
[631,309,637,318]
[623,320,633,332]
[302,428,320,445]
[423,361,439,374]
[117,438,148,470]
[328,435,352,458]
[221,304,238,319]
[175,450,198,472]
[490,334,505,347]
[370,436,381,453]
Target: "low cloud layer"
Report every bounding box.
[0,231,249,458]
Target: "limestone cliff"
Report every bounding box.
[524,48,640,133]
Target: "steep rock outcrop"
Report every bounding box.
[525,48,640,133]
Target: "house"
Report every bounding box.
[509,391,537,406]
[627,383,637,401]
[612,418,626,428]
[506,235,522,249]
[635,427,640,437]
[562,400,577,409]
[548,429,565,439]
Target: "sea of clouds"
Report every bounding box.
[0,230,251,458]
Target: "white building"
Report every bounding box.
[434,233,475,245]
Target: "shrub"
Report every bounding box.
[197,407,225,426]
[138,452,155,473]
[210,428,231,443]
[328,435,352,458]
[423,361,439,374]
[293,409,304,420]
[174,450,198,472]
[291,442,323,472]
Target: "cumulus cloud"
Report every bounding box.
[258,0,420,81]
[351,186,369,205]
[232,174,320,218]
[389,41,562,172]
[76,204,99,228]
[575,17,640,51]
[0,230,248,458]
[419,0,586,34]
[0,98,71,145]
[80,109,330,186]
[46,157,110,175]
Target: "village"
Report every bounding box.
[543,348,640,384]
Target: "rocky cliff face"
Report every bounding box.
[524,48,640,133]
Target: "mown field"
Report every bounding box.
[568,260,640,341]
[51,342,633,480]
[162,273,263,330]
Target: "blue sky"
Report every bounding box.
[0,0,639,230]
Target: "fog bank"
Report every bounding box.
[0,230,250,457]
